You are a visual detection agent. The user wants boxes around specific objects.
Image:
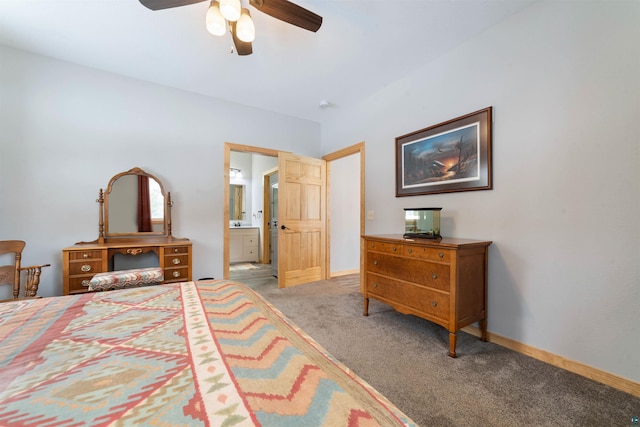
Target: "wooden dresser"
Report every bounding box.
[362,234,491,357]
[62,237,192,295]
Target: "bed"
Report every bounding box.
[0,280,416,426]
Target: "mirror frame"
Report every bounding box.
[100,167,172,239]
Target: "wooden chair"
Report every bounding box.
[0,240,50,302]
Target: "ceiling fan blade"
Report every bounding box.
[230,21,253,56]
[249,0,322,32]
[139,0,205,11]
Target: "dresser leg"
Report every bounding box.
[449,332,457,358]
[364,297,369,316]
[479,319,488,342]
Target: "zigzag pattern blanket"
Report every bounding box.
[0,280,417,426]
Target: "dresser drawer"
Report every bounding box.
[366,274,450,321]
[68,260,103,275]
[164,254,189,267]
[365,240,403,254]
[367,253,450,291]
[403,245,451,263]
[68,250,103,261]
[164,266,189,282]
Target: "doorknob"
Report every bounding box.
[281,225,290,230]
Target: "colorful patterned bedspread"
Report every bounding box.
[0,280,416,426]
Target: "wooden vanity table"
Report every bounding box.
[62,167,192,295]
[362,234,491,357]
[62,237,191,295]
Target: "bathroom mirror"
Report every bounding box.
[230,184,245,221]
[103,167,168,236]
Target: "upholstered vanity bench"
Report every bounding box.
[87,267,164,292]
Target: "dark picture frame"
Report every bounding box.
[395,107,493,197]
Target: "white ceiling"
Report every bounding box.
[0,0,536,122]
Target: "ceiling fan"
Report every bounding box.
[139,0,322,56]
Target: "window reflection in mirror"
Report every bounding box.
[149,179,164,223]
[230,184,245,221]
[106,174,165,235]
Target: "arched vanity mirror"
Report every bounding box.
[103,167,170,237]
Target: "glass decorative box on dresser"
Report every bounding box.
[362,234,491,357]
[62,168,192,295]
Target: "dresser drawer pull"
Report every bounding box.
[127,248,143,256]
[438,252,444,258]
[431,301,438,307]
[174,248,180,253]
[172,258,181,265]
[370,243,375,249]
[81,264,92,272]
[373,282,378,288]
[373,260,378,265]
[392,246,398,252]
[81,280,90,287]
[432,274,438,279]
[407,248,413,254]
[82,253,89,258]
[172,271,181,278]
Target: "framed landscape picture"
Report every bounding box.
[396,107,493,197]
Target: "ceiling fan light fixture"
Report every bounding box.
[219,0,241,22]
[206,1,226,36]
[236,8,255,43]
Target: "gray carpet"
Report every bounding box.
[230,265,640,426]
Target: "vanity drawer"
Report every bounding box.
[244,236,258,248]
[163,267,189,282]
[165,254,189,267]
[68,276,94,294]
[68,260,103,275]
[365,240,403,254]
[245,247,258,259]
[69,250,103,261]
[166,246,190,255]
[403,245,451,263]
[366,274,450,321]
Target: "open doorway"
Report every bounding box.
[225,146,278,281]
[322,142,365,280]
[266,172,278,277]
[224,144,279,282]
